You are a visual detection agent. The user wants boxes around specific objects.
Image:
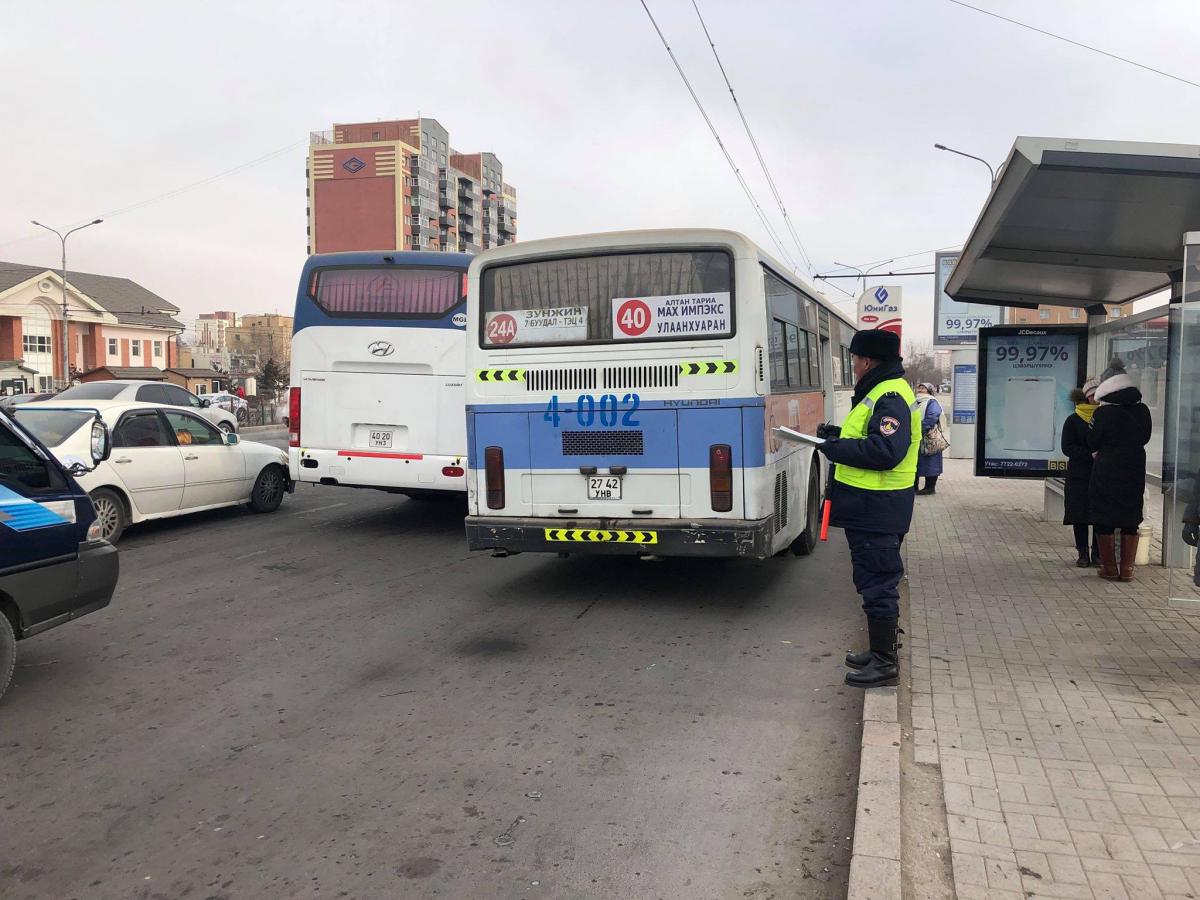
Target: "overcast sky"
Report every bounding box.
[1,0,1196,344]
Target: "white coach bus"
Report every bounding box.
[463,229,856,559]
[288,251,473,497]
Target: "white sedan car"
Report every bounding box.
[14,400,292,543]
[53,380,240,433]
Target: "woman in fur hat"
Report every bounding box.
[1088,358,1152,581]
[1061,378,1100,567]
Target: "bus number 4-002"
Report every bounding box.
[544,394,641,428]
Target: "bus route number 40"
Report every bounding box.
[544,393,640,428]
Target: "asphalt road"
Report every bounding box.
[1,470,865,899]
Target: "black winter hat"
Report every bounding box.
[849,329,901,361]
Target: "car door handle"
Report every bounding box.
[114,457,132,464]
[184,454,199,461]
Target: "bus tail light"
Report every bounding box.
[442,465,465,478]
[710,444,733,512]
[288,387,301,447]
[484,446,505,509]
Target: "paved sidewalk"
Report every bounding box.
[906,459,1200,899]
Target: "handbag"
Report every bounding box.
[921,422,950,456]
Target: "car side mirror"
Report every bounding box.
[201,398,211,408]
[222,432,239,446]
[90,419,112,464]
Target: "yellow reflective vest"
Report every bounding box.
[833,377,921,492]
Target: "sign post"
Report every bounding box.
[934,252,1006,460]
[857,285,902,340]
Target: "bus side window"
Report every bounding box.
[769,319,788,391]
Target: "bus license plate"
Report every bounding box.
[587,476,622,500]
[369,430,394,449]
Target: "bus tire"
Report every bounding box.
[790,461,822,556]
[0,610,15,702]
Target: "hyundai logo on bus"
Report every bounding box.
[367,340,395,357]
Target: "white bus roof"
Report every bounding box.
[470,228,856,330]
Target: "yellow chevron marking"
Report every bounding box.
[544,528,658,544]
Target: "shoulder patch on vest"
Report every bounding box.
[879,416,900,436]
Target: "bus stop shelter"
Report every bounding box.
[944,136,1200,606]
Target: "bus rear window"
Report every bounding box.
[481,250,733,347]
[309,267,464,318]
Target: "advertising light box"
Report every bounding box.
[975,326,1088,478]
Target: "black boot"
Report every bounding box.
[845,617,899,688]
[1075,549,1091,568]
[845,625,903,669]
[916,476,938,496]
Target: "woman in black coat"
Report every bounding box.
[1061,380,1100,567]
[1088,359,1153,581]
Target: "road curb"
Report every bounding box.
[847,685,902,900]
[240,424,285,435]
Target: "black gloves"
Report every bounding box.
[816,423,841,440]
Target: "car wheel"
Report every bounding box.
[236,407,247,423]
[90,487,127,544]
[0,611,15,702]
[249,465,286,513]
[790,460,822,556]
[219,421,235,435]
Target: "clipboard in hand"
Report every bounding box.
[772,426,825,446]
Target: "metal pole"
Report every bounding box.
[933,143,996,184]
[31,219,102,388]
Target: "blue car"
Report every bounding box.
[0,406,119,700]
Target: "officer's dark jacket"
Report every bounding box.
[821,359,916,534]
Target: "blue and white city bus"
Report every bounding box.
[463,229,856,558]
[288,251,473,496]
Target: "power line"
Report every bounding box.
[945,0,1200,91]
[690,0,814,274]
[0,139,305,252]
[637,0,799,271]
[95,140,305,219]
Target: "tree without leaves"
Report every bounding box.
[904,342,946,389]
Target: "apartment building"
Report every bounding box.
[195,310,236,352]
[226,314,292,364]
[1008,302,1134,325]
[307,117,517,256]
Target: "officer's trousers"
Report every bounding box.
[844,529,904,619]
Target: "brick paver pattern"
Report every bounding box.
[906,460,1200,900]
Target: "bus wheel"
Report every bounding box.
[790,464,821,556]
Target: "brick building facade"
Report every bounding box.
[307,117,517,256]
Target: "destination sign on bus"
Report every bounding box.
[611,292,731,340]
[484,306,588,345]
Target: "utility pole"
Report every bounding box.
[31,219,103,387]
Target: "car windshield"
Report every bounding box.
[56,383,126,400]
[12,408,93,447]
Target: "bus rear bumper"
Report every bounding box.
[465,515,774,559]
[290,448,467,493]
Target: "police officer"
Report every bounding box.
[815,329,920,688]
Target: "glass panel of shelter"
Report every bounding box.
[1167,238,1200,608]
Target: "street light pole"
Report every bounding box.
[833,259,896,296]
[31,219,103,388]
[933,143,996,184]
